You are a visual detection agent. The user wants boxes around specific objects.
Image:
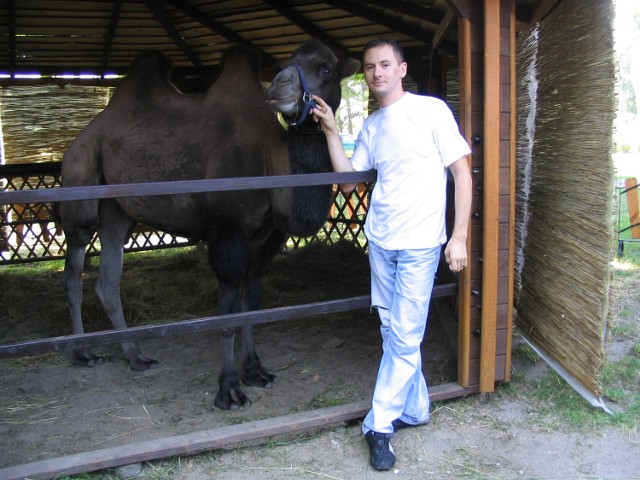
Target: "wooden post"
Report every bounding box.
[457,15,473,387]
[480,0,501,392]
[624,178,640,239]
[505,0,516,383]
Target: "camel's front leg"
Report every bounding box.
[215,326,250,410]
[241,323,275,387]
[213,281,250,410]
[239,230,283,388]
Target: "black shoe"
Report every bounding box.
[391,418,413,432]
[365,431,396,471]
[392,418,428,432]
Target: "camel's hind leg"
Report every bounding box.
[96,199,158,371]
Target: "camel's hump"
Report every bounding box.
[218,45,263,80]
[127,49,174,82]
[125,46,263,85]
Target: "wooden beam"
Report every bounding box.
[144,0,203,70]
[100,0,124,76]
[0,287,457,360]
[625,178,640,239]
[0,382,477,480]
[457,15,473,387]
[480,0,501,392]
[8,0,16,73]
[167,0,277,67]
[505,0,517,382]
[264,0,349,58]
[361,0,446,25]
[446,0,471,18]
[321,0,435,45]
[0,171,378,205]
[432,9,457,53]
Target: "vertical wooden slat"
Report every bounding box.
[457,15,473,387]
[505,0,516,382]
[480,0,501,392]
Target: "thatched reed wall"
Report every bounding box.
[515,0,615,403]
[0,85,113,165]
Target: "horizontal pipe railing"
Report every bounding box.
[0,170,377,204]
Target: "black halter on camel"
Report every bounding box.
[284,64,322,134]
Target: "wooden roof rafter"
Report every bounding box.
[0,0,564,84]
[166,0,278,67]
[100,0,124,76]
[144,0,204,70]
[320,0,437,46]
[263,0,349,59]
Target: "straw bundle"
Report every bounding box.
[515,26,539,299]
[0,85,113,164]
[515,0,616,398]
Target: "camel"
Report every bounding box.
[59,41,360,410]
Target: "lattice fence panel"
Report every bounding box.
[1,162,372,264]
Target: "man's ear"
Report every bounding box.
[400,61,408,79]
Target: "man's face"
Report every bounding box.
[362,45,407,100]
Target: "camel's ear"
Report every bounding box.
[339,58,361,79]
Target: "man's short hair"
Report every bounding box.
[363,38,405,63]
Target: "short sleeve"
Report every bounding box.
[432,100,471,167]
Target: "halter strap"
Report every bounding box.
[285,64,319,129]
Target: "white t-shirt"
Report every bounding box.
[350,92,471,250]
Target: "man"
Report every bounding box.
[312,38,472,471]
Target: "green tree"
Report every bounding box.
[337,74,368,135]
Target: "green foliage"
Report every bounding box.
[337,74,368,135]
[530,368,639,430]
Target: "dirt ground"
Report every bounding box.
[1,242,638,479]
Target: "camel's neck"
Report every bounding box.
[287,128,333,175]
[285,129,334,237]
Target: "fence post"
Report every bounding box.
[625,177,640,239]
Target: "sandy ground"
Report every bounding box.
[1,243,638,479]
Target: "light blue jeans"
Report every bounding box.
[362,241,440,436]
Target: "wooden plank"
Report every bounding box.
[625,178,640,239]
[479,0,501,392]
[0,382,477,480]
[505,0,516,383]
[0,284,460,360]
[0,296,368,359]
[0,171,378,205]
[457,14,473,387]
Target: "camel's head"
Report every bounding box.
[266,40,360,130]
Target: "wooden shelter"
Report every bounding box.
[0,0,617,477]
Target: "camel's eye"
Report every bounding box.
[318,64,334,80]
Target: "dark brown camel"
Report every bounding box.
[59,41,360,410]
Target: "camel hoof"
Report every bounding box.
[128,355,159,372]
[214,387,251,411]
[243,368,276,388]
[74,349,110,368]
